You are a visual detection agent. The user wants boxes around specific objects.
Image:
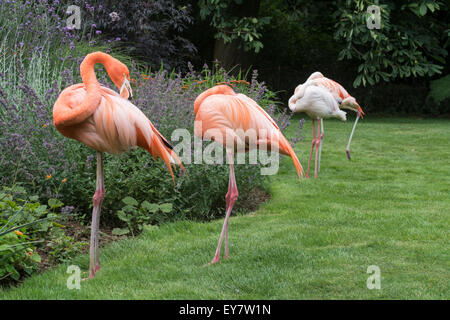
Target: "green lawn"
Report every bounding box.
[1,116,449,299]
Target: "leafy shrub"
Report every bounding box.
[113,196,173,236]
[254,0,344,104]
[424,74,450,115]
[350,81,429,114]
[333,0,448,88]
[0,186,84,284]
[46,231,87,264]
[198,0,271,53]
[0,216,42,283]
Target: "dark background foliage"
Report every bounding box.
[79,0,198,70]
[70,0,449,115]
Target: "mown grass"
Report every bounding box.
[0,116,449,299]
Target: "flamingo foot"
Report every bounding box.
[203,254,220,267]
[210,256,220,264]
[84,269,96,280]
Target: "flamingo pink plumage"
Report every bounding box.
[194,85,303,264]
[53,52,184,278]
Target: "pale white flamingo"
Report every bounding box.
[289,72,365,178]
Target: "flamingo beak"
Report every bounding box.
[355,105,365,118]
[120,77,133,100]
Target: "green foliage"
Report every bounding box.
[259,0,336,62]
[425,74,450,114]
[255,0,343,104]
[114,197,173,236]
[428,74,450,104]
[0,224,41,283]
[0,186,85,284]
[198,0,270,52]
[334,0,449,87]
[0,187,48,282]
[46,231,88,264]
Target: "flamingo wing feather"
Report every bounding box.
[53,85,183,182]
[194,85,303,178]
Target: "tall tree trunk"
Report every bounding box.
[213,0,260,72]
[213,38,249,71]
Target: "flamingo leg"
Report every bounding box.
[89,152,105,279]
[225,220,229,259]
[209,151,238,265]
[318,118,324,173]
[314,118,321,178]
[346,111,360,160]
[306,118,316,179]
[223,166,231,260]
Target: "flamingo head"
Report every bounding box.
[288,92,301,113]
[107,60,132,100]
[340,97,365,118]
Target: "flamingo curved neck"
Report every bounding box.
[53,52,122,128]
[80,52,113,90]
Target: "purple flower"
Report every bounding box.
[61,206,75,215]
[109,11,120,21]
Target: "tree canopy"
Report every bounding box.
[198,0,449,88]
[333,0,449,87]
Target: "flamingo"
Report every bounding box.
[194,85,303,264]
[288,72,365,178]
[53,52,183,278]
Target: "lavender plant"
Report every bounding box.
[0,0,112,100]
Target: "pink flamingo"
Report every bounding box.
[194,85,303,264]
[53,52,183,278]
